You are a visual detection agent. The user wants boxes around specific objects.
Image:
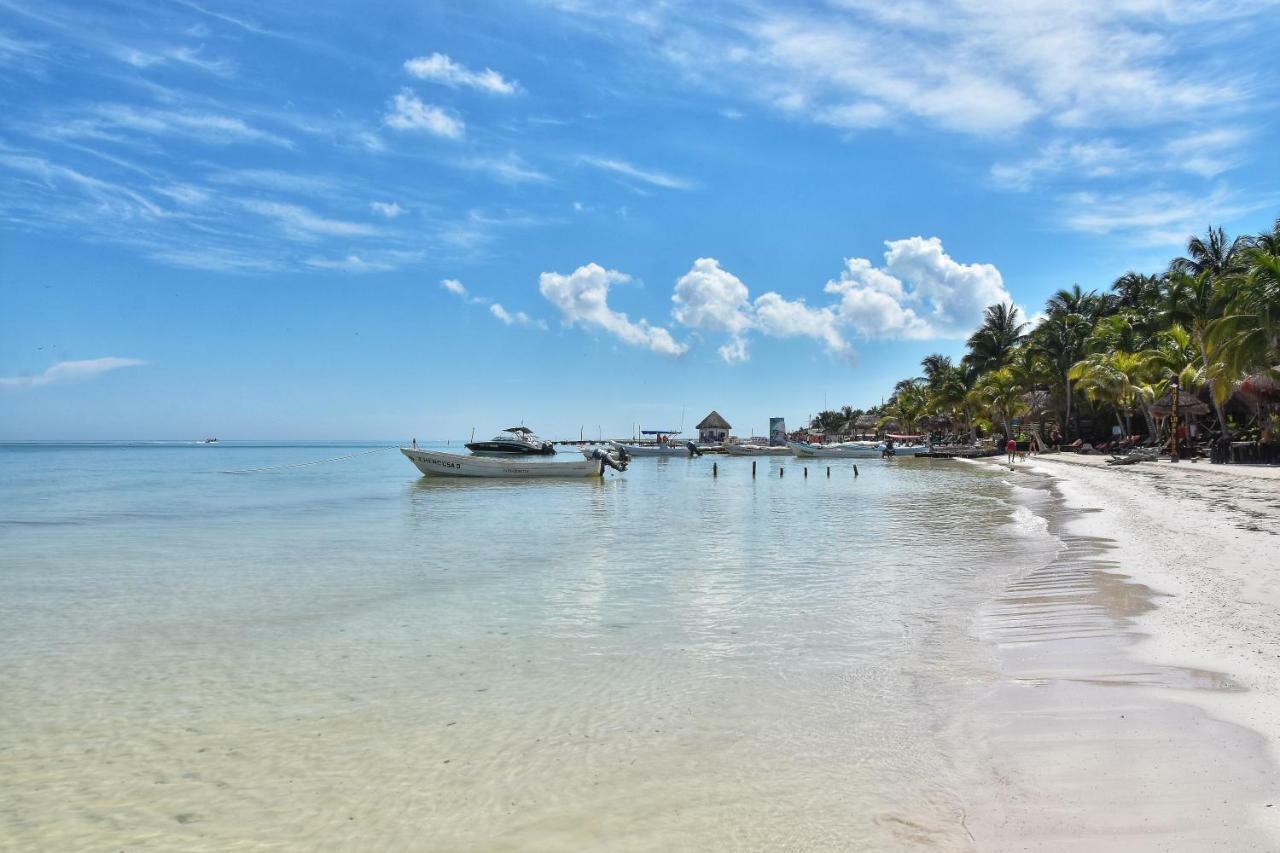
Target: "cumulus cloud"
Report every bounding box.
[403,53,520,95]
[666,238,1012,361]
[539,263,687,356]
[384,88,464,138]
[0,357,146,389]
[832,236,1011,337]
[672,258,754,363]
[752,292,849,354]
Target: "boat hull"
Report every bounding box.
[723,444,791,456]
[788,441,877,458]
[609,441,692,457]
[402,448,603,478]
[463,441,556,455]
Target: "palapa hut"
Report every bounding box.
[696,410,731,444]
[853,413,878,437]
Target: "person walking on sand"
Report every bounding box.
[1006,436,1017,465]
[412,437,417,449]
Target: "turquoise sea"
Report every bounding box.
[0,442,1061,850]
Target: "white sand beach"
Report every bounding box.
[962,454,1280,850]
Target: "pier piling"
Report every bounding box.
[827,466,830,477]
[713,462,717,477]
[752,461,756,478]
[780,466,785,478]
[804,466,808,478]
[854,464,859,477]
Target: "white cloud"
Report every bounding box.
[403,53,520,95]
[1060,186,1269,247]
[752,292,849,354]
[0,357,146,389]
[370,201,406,218]
[304,254,395,273]
[672,258,754,363]
[441,278,468,297]
[460,154,550,184]
[241,200,378,240]
[832,236,1011,337]
[579,156,694,190]
[113,44,234,76]
[78,104,293,148]
[384,89,464,139]
[490,303,546,329]
[665,239,1012,361]
[539,263,687,356]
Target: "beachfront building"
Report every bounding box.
[697,411,731,444]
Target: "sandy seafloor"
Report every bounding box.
[1,442,1278,851]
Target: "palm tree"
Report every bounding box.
[920,353,954,389]
[963,304,1026,376]
[1208,245,1280,380]
[1171,225,1253,280]
[1161,269,1233,433]
[1069,351,1149,437]
[977,368,1026,438]
[1027,311,1092,440]
[927,364,977,441]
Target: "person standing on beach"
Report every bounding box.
[1006,436,1017,464]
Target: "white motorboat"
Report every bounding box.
[465,426,556,455]
[723,443,791,456]
[788,440,929,458]
[609,440,699,458]
[402,447,620,478]
[787,440,874,458]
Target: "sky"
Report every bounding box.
[2,0,1278,440]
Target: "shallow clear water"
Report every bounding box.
[0,442,1059,850]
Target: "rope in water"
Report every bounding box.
[215,446,395,474]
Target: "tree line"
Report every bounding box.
[809,217,1280,444]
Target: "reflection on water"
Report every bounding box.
[2,443,1059,850]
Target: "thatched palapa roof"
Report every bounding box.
[696,410,731,430]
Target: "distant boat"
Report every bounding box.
[788,440,929,458]
[402,447,619,478]
[465,426,556,455]
[609,439,698,457]
[202,438,218,444]
[723,443,790,456]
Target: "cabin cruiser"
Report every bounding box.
[465,426,556,455]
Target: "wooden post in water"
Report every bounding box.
[713,462,718,477]
[854,464,859,477]
[780,466,785,478]
[752,461,757,478]
[827,466,830,477]
[804,466,808,478]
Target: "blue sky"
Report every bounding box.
[2,0,1278,440]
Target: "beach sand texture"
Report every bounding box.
[960,455,1280,850]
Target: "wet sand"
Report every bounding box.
[960,455,1280,850]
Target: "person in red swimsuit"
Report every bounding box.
[1006,436,1017,464]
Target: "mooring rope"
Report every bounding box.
[214,446,395,474]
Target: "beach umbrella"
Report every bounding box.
[1149,390,1210,417]
[1237,372,1280,405]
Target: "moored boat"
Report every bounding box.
[609,439,699,457]
[402,447,620,478]
[723,443,791,456]
[465,426,556,455]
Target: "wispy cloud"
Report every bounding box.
[490,303,546,329]
[51,104,294,149]
[579,156,694,190]
[439,277,489,304]
[112,44,234,76]
[240,200,379,240]
[403,53,521,95]
[384,88,464,138]
[1060,186,1273,247]
[460,153,550,184]
[370,201,407,218]
[0,357,146,389]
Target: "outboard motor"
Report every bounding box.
[588,447,629,472]
[685,441,703,457]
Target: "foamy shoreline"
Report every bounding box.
[964,453,1280,849]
